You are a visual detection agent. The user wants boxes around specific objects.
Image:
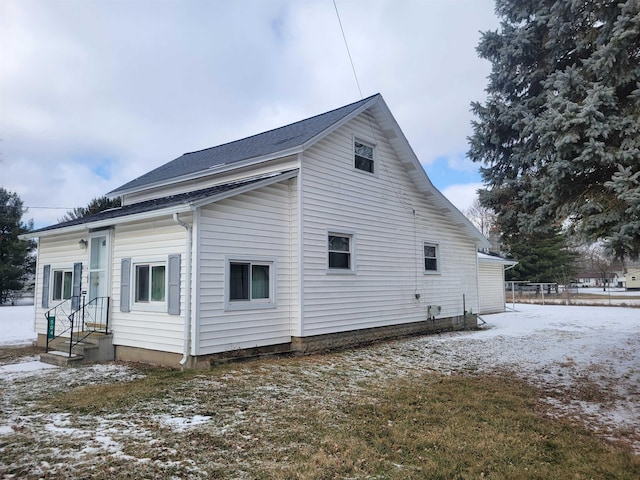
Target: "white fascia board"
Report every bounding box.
[189,169,299,208]
[478,253,518,266]
[108,146,303,199]
[22,204,194,239]
[299,95,380,151]
[373,98,490,249]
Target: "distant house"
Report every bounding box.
[572,271,619,288]
[626,268,640,291]
[24,94,489,367]
[477,252,517,314]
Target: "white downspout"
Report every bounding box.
[173,213,192,367]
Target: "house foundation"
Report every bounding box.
[38,314,477,368]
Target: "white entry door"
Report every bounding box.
[88,234,109,301]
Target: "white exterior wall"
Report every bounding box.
[300,112,480,337]
[626,268,640,290]
[478,261,506,314]
[110,217,188,354]
[196,179,295,354]
[34,231,90,335]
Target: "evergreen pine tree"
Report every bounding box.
[0,188,36,304]
[59,196,122,222]
[469,0,640,260]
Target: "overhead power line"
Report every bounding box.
[25,206,74,210]
[333,0,363,99]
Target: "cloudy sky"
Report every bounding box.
[1,0,499,229]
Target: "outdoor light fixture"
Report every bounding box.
[78,239,88,249]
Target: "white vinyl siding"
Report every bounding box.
[110,217,188,354]
[478,260,507,314]
[197,180,295,354]
[300,112,480,336]
[34,232,89,336]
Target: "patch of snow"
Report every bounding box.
[155,414,212,431]
[0,303,37,346]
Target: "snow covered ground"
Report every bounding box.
[0,299,36,346]
[0,302,638,476]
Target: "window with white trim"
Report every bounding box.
[328,234,352,270]
[52,269,73,301]
[226,259,275,309]
[134,262,166,304]
[424,243,439,273]
[354,140,375,173]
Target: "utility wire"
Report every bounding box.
[333,0,363,99]
[25,206,74,210]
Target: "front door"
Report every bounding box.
[88,234,109,301]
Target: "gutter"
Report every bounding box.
[173,212,193,367]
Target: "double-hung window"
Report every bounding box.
[354,140,375,174]
[52,269,73,301]
[226,258,275,309]
[134,262,166,304]
[424,243,439,273]
[328,234,352,270]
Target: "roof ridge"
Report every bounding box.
[181,93,380,157]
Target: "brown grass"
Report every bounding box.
[20,360,639,480]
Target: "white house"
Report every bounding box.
[477,252,517,314]
[25,94,490,367]
[626,268,640,291]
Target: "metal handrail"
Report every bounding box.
[45,296,110,357]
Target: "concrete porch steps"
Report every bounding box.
[40,333,115,367]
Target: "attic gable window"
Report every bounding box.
[354,140,375,174]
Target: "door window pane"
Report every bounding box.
[90,236,107,270]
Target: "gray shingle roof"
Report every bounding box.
[31,171,296,235]
[110,94,379,195]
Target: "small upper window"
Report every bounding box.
[328,234,352,269]
[52,270,73,301]
[424,243,439,272]
[354,140,374,173]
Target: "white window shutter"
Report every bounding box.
[120,258,131,313]
[42,265,51,308]
[167,254,181,315]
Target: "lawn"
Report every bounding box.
[1,303,639,478]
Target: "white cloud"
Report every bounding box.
[441,183,483,214]
[0,0,497,228]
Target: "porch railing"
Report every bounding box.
[44,296,110,357]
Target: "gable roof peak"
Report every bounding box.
[109,93,381,196]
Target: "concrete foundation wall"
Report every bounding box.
[291,314,476,354]
[40,314,477,368]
